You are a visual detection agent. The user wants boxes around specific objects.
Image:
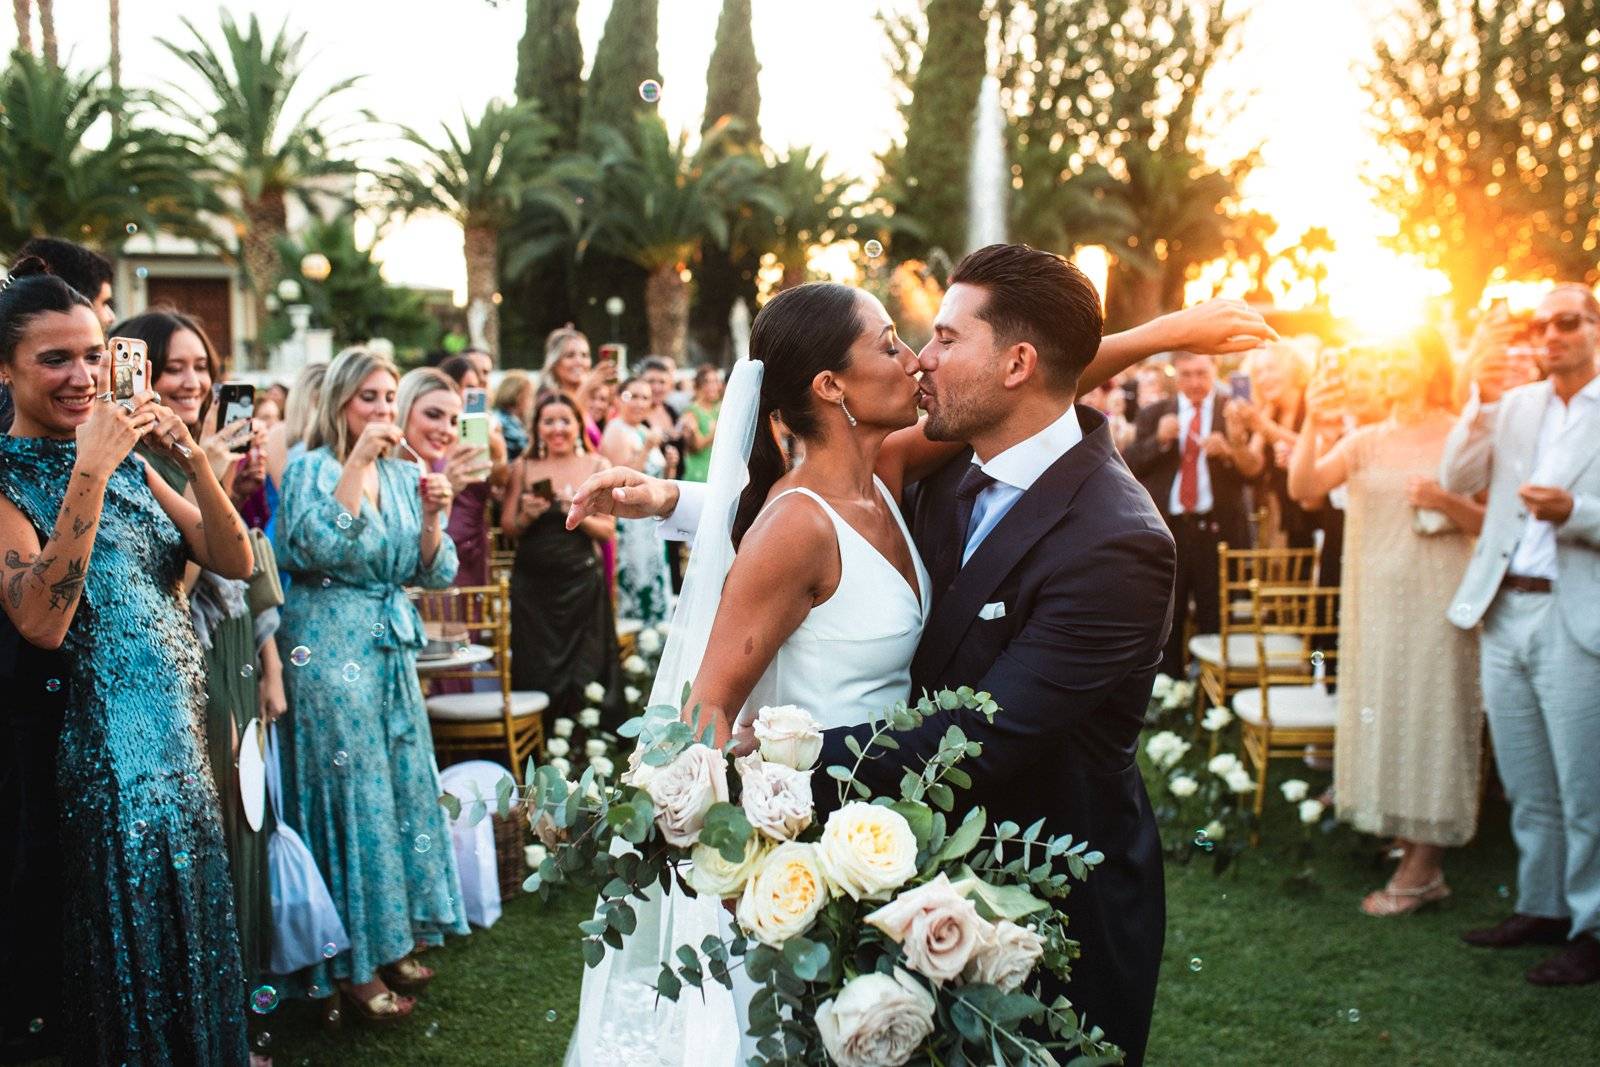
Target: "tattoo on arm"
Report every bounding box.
[5,570,22,610]
[47,558,86,612]
[71,515,93,539]
[4,549,37,571]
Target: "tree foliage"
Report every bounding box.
[1365,0,1600,311]
[516,0,584,151]
[581,0,663,145]
[267,217,432,350]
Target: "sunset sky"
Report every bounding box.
[7,0,1452,330]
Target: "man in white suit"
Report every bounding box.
[1441,283,1600,987]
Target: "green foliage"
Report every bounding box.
[265,217,432,350]
[515,0,585,150]
[702,0,761,144]
[0,52,217,253]
[1365,0,1600,312]
[581,0,662,146]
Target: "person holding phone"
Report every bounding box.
[437,355,507,586]
[273,348,467,1024]
[503,393,623,727]
[0,261,255,1064]
[1289,332,1485,917]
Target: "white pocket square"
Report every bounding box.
[979,601,1007,621]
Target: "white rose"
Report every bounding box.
[589,755,615,778]
[1201,706,1233,732]
[524,843,548,869]
[623,655,647,674]
[1203,819,1226,843]
[1207,753,1241,778]
[736,753,815,842]
[621,745,656,789]
[1299,799,1326,825]
[624,685,642,704]
[1169,774,1199,799]
[686,835,766,898]
[815,802,919,901]
[584,681,607,703]
[752,704,824,771]
[1280,779,1310,803]
[584,738,608,758]
[548,756,571,777]
[1164,680,1195,710]
[1150,673,1175,701]
[636,627,662,654]
[553,717,575,738]
[865,873,988,985]
[1225,767,1256,795]
[1144,731,1191,770]
[815,969,936,1067]
[645,744,729,848]
[577,707,601,729]
[963,919,1046,992]
[545,737,571,758]
[736,841,829,946]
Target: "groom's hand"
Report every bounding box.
[565,468,680,529]
[1165,299,1279,355]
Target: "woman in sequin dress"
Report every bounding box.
[0,265,255,1064]
[274,348,468,1024]
[1289,333,1485,917]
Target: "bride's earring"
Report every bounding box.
[838,397,858,428]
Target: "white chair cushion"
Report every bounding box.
[427,690,551,723]
[616,618,643,638]
[1232,685,1338,730]
[1188,632,1307,667]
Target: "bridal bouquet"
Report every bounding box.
[518,687,1122,1066]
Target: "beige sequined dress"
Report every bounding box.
[1334,412,1483,846]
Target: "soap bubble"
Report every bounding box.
[1345,1008,1361,1023]
[240,663,255,678]
[638,79,661,103]
[1188,957,1203,973]
[322,941,338,959]
[320,577,332,588]
[28,1018,44,1034]
[255,1031,272,1050]
[250,985,280,1014]
[135,266,150,280]
[289,646,312,667]
[370,622,386,638]
[332,750,350,769]
[125,222,139,235]
[414,834,432,854]
[342,662,361,683]
[172,851,191,870]
[425,1022,441,1038]
[863,239,884,258]
[335,512,354,530]
[45,678,61,693]
[1496,884,1510,899]
[545,1009,559,1023]
[1359,706,1375,725]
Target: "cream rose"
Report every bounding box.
[1280,778,1309,803]
[645,744,729,847]
[736,753,814,842]
[589,755,615,779]
[964,919,1046,992]
[553,717,575,738]
[1145,730,1191,770]
[736,841,829,946]
[623,654,647,674]
[577,707,602,729]
[1201,706,1233,732]
[686,835,766,898]
[548,756,571,777]
[1169,774,1199,799]
[637,627,662,654]
[546,737,571,758]
[1207,752,1241,777]
[1299,799,1326,825]
[815,969,935,1067]
[1224,767,1256,795]
[621,745,656,789]
[1203,818,1226,843]
[752,704,824,771]
[584,681,607,703]
[864,873,988,985]
[624,685,642,704]
[584,738,608,759]
[816,802,919,901]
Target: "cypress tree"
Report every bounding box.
[515,0,584,151]
[691,0,764,364]
[581,0,663,144]
[898,0,987,258]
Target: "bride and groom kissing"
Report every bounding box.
[565,242,1274,1064]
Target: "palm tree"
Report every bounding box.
[755,147,854,290]
[578,116,784,359]
[35,0,54,65]
[159,13,365,363]
[0,53,216,253]
[385,100,579,357]
[108,0,121,91]
[12,1,30,55]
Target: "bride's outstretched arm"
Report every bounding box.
[681,494,837,748]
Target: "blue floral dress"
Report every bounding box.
[0,436,247,1065]
[273,447,468,989]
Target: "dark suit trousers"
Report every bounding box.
[1163,513,1223,675]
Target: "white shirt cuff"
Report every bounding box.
[656,480,705,542]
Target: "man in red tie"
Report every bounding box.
[1126,351,1264,675]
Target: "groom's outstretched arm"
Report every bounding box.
[816,527,1175,810]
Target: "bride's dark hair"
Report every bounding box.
[732,282,864,547]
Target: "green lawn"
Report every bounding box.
[248,774,1598,1066]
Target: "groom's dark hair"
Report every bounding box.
[949,243,1102,392]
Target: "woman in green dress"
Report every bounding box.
[677,362,723,483]
[274,348,467,1025]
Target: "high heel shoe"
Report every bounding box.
[380,956,436,995]
[336,984,416,1026]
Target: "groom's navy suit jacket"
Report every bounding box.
[816,406,1176,1065]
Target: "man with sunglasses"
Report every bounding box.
[1441,282,1600,987]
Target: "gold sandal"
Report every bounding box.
[380,956,436,994]
[337,985,416,1025]
[1361,877,1451,917]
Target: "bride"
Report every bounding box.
[564,280,1271,1063]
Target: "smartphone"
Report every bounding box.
[217,382,255,453]
[530,477,554,502]
[1228,372,1251,403]
[598,343,628,379]
[108,337,148,410]
[459,387,491,455]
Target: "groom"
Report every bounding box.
[568,245,1261,1062]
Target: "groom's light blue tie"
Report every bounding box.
[951,464,998,575]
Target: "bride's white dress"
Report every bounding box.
[565,477,930,1065]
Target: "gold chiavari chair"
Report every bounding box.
[417,577,547,774]
[1232,581,1340,842]
[489,526,517,585]
[1190,544,1319,721]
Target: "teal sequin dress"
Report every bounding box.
[274,447,468,990]
[0,437,247,1066]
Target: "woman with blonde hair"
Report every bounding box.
[492,369,535,457]
[274,348,468,1023]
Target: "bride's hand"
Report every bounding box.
[729,719,758,758]
[566,467,679,529]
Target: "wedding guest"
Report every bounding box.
[265,361,327,504]
[678,362,723,483]
[492,369,535,458]
[601,377,672,625]
[1236,340,1321,548]
[1289,331,1484,915]
[640,355,685,588]
[461,345,495,380]
[1444,284,1600,985]
[16,237,115,328]
[398,368,463,471]
[503,393,623,726]
[437,355,509,586]
[1083,376,1135,450]
[263,380,289,417]
[1126,350,1264,675]
[115,309,287,1004]
[538,327,616,586]
[274,347,468,1022]
[0,262,254,1064]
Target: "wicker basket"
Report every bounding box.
[492,807,532,901]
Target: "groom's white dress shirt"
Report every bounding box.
[962,406,1082,565]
